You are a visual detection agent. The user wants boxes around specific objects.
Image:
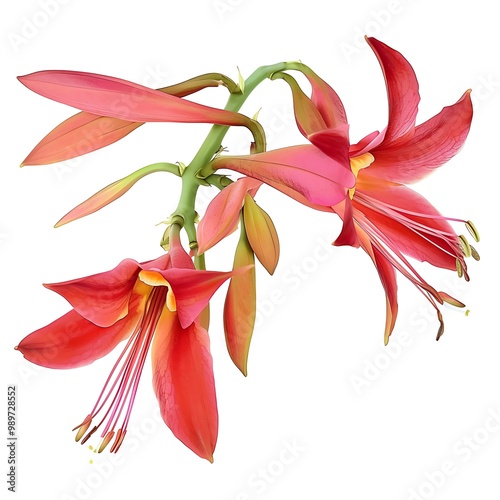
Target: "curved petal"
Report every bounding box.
[197,177,262,254]
[357,228,398,344]
[332,197,360,247]
[367,91,473,184]
[211,145,354,207]
[366,37,420,145]
[243,194,280,275]
[151,309,217,462]
[16,292,144,369]
[353,184,459,269]
[224,228,256,376]
[307,125,350,167]
[160,267,251,329]
[44,259,140,327]
[18,71,248,126]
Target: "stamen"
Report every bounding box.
[458,235,472,258]
[470,245,480,261]
[465,220,480,242]
[456,259,463,278]
[74,286,167,452]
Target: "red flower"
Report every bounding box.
[278,37,477,343]
[16,229,248,461]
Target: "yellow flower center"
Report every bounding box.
[139,270,177,312]
[348,152,374,199]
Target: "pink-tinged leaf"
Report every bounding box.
[44,259,141,327]
[243,194,280,275]
[211,145,354,207]
[197,177,262,254]
[224,228,256,376]
[366,37,420,145]
[21,74,236,166]
[18,71,249,126]
[160,266,252,329]
[152,309,218,462]
[367,91,473,184]
[56,163,177,227]
[16,293,144,369]
[353,183,458,270]
[357,228,398,344]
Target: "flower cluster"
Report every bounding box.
[16,37,479,461]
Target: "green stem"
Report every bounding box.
[169,62,288,253]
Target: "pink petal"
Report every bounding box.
[366,91,473,184]
[197,177,262,254]
[16,293,144,369]
[151,310,217,462]
[332,197,360,247]
[44,259,140,327]
[18,71,248,126]
[211,145,354,206]
[366,37,420,145]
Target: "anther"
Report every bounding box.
[458,235,471,258]
[465,220,480,242]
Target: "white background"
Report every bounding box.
[1,1,498,499]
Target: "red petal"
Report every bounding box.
[211,145,354,207]
[161,267,249,329]
[332,197,360,247]
[197,177,262,254]
[16,293,144,369]
[44,259,140,327]
[308,125,350,169]
[357,229,399,344]
[152,310,217,462]
[367,91,473,184]
[18,71,247,126]
[366,37,420,145]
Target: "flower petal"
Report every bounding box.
[161,267,251,329]
[243,194,280,275]
[366,37,420,145]
[44,259,141,327]
[357,228,398,344]
[332,197,360,247]
[211,145,354,207]
[197,177,262,254]
[151,309,217,462]
[224,228,256,376]
[18,71,249,126]
[16,292,144,368]
[367,91,473,184]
